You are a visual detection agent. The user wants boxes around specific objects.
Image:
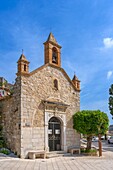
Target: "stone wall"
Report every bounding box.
[21,127,44,158]
[20,65,80,157]
[21,65,80,127]
[66,128,80,147]
[0,64,80,158]
[0,77,21,157]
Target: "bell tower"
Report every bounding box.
[72,74,80,91]
[43,33,62,67]
[16,53,30,76]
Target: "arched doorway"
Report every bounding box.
[48,117,61,151]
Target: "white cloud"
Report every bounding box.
[107,71,113,79]
[103,38,113,48]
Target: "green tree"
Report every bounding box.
[109,84,113,118]
[73,110,109,150]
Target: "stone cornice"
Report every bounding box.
[43,41,62,48]
[43,100,69,107]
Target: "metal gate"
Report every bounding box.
[48,117,61,151]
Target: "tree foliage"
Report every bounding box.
[73,110,109,149]
[109,84,113,117]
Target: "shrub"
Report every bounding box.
[0,139,6,148]
[85,149,97,153]
[0,148,10,155]
[81,148,97,156]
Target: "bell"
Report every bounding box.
[52,55,56,63]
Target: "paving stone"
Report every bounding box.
[0,151,113,170]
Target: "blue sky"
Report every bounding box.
[0,0,113,124]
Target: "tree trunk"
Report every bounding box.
[98,134,102,157]
[87,136,92,150]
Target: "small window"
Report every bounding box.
[24,65,26,71]
[54,79,58,90]
[77,82,79,89]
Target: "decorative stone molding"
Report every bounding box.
[44,110,67,152]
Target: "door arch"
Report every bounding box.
[48,117,61,151]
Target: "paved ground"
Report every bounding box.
[0,150,113,170]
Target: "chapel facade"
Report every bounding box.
[0,33,80,158]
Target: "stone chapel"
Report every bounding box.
[0,33,80,158]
